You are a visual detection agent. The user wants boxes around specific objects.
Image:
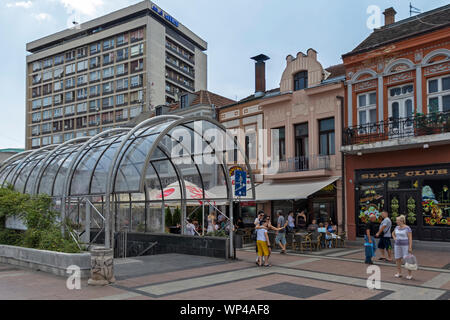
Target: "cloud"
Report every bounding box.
[59,0,105,16]
[32,13,52,21]
[6,1,33,9]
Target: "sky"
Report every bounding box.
[0,0,448,149]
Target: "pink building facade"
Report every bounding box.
[219,50,346,230]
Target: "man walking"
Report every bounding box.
[376,211,393,262]
[275,210,288,254]
[364,214,377,264]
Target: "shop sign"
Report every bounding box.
[360,168,449,180]
[151,4,179,27]
[235,170,247,197]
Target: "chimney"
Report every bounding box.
[251,54,270,97]
[383,7,397,26]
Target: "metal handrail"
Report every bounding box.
[343,112,450,146]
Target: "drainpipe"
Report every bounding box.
[337,95,346,234]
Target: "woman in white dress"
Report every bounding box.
[207,212,216,233]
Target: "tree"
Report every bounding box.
[172,207,181,226]
[165,207,173,227]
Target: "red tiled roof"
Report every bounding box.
[170,90,235,111]
[325,64,346,79]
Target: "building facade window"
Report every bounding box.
[116,78,128,91]
[102,67,114,79]
[103,38,115,51]
[90,43,101,55]
[89,71,101,82]
[388,83,415,132]
[271,127,286,161]
[319,118,335,156]
[90,56,100,69]
[294,122,309,160]
[428,75,450,113]
[130,43,144,57]
[65,105,75,116]
[89,99,101,112]
[294,71,308,91]
[357,91,377,127]
[116,48,128,62]
[66,63,76,75]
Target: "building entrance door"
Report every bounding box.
[387,190,421,239]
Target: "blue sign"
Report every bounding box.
[235,170,247,197]
[152,5,179,27]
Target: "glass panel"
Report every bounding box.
[422,180,450,227]
[130,202,146,233]
[70,142,108,196]
[442,77,450,91]
[405,99,414,117]
[369,92,377,105]
[147,205,163,233]
[114,134,158,193]
[392,102,400,119]
[37,146,74,195]
[428,79,438,93]
[359,110,366,125]
[358,95,366,107]
[319,118,334,132]
[52,147,84,197]
[151,158,182,202]
[145,163,163,201]
[90,139,123,194]
[358,183,385,224]
[429,97,439,113]
[15,158,43,193]
[443,95,450,113]
[369,108,377,124]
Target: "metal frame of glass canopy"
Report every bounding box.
[0,116,255,257]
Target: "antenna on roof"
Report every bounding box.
[409,2,421,16]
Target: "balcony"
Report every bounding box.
[277,155,331,173]
[265,155,334,180]
[342,112,450,154]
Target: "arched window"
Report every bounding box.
[294,71,308,91]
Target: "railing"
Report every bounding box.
[343,112,450,146]
[276,155,331,173]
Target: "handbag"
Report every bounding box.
[404,254,418,271]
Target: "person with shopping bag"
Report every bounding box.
[392,215,415,280]
[364,214,378,264]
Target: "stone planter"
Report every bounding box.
[0,245,91,278]
[88,246,115,286]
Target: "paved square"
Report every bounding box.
[0,246,448,300]
[258,282,329,299]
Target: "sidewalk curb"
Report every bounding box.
[347,238,450,252]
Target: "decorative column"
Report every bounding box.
[378,75,384,122]
[347,82,353,127]
[416,66,423,113]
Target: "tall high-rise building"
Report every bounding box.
[25,0,207,149]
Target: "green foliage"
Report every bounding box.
[172,207,181,226]
[206,230,227,238]
[165,207,173,227]
[0,229,23,246]
[0,187,80,253]
[0,185,30,219]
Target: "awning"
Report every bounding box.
[255,176,340,201]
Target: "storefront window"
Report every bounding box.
[241,203,256,225]
[422,180,450,227]
[358,183,384,224]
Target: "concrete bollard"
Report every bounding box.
[88,246,115,286]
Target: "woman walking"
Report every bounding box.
[207,211,216,233]
[392,215,414,280]
[256,219,272,267]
